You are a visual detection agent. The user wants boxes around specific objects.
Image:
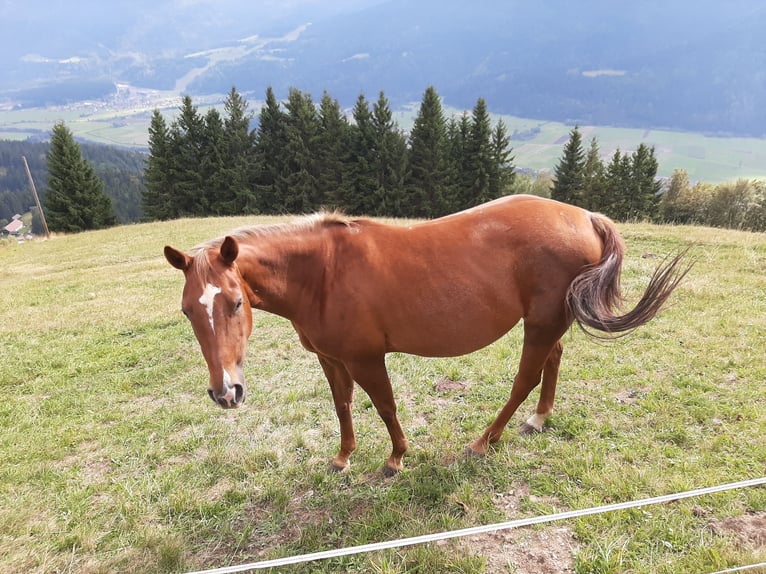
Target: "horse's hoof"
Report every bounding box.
[382,463,402,477]
[519,422,544,435]
[464,445,486,458]
[329,460,350,473]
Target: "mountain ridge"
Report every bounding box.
[1,1,765,136]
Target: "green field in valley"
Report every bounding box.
[3,100,766,184]
[0,215,764,573]
[485,114,766,184]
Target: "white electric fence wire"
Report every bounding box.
[709,564,766,574]
[185,476,766,574]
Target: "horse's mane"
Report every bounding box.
[188,211,356,279]
[227,211,354,244]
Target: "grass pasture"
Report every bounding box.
[0,216,764,573]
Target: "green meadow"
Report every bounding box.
[486,115,766,184]
[0,216,764,573]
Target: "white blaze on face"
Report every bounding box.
[199,283,222,331]
[221,369,236,400]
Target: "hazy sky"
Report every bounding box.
[0,0,387,62]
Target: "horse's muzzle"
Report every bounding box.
[208,382,245,409]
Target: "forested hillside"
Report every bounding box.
[0,140,146,224]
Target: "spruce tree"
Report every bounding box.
[143,109,173,220]
[629,143,661,220]
[489,119,515,200]
[170,96,207,216]
[221,86,257,214]
[254,87,288,214]
[581,137,607,212]
[346,93,377,215]
[604,149,632,219]
[316,91,352,210]
[460,98,494,209]
[201,107,226,214]
[446,113,471,212]
[370,91,408,217]
[605,144,660,221]
[405,86,450,217]
[45,121,115,232]
[551,125,585,205]
[282,88,320,213]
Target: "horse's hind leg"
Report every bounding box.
[520,339,563,434]
[468,323,566,456]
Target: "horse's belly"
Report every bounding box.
[386,308,521,358]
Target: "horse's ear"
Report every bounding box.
[164,245,191,271]
[220,236,239,266]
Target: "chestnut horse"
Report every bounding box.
[164,195,690,475]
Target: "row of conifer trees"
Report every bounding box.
[34,85,765,233]
[142,86,516,220]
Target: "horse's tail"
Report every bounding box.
[566,212,693,337]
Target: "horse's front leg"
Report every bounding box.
[347,357,408,476]
[318,355,356,472]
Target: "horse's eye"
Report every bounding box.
[234,298,243,312]
[182,308,190,319]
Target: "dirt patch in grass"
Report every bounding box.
[434,378,468,394]
[465,526,577,574]
[613,386,649,405]
[194,500,308,570]
[709,511,766,548]
[432,377,470,412]
[54,440,112,485]
[206,488,334,563]
[462,483,578,573]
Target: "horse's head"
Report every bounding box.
[164,237,252,408]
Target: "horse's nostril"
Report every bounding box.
[207,382,245,408]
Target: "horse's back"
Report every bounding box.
[415,194,603,265]
[314,195,606,358]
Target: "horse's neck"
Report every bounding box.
[238,233,325,319]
